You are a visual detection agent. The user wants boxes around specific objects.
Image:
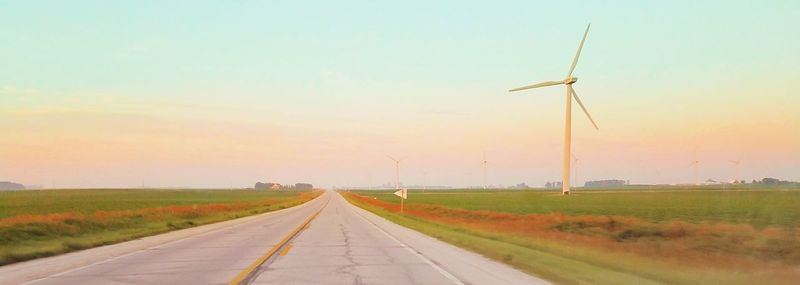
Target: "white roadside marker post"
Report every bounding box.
[394,188,407,214]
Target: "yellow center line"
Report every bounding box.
[278,244,293,257]
[227,197,328,285]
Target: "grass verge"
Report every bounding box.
[343,191,799,285]
[0,190,320,265]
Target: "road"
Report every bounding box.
[1,191,547,285]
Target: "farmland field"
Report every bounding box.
[0,189,319,265]
[343,187,800,285]
[357,188,800,227]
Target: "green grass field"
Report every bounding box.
[344,187,800,285]
[0,189,318,265]
[359,187,800,228]
[0,189,303,218]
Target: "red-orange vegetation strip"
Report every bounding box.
[0,192,319,234]
[344,192,800,271]
[0,192,320,265]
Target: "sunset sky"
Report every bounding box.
[1,1,798,188]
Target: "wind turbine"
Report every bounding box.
[422,170,428,192]
[690,151,700,185]
[572,153,579,187]
[481,151,489,190]
[509,24,599,195]
[387,155,406,189]
[729,158,742,183]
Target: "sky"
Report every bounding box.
[1,1,798,189]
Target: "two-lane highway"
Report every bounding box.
[1,191,548,285]
[248,192,547,285]
[248,192,460,284]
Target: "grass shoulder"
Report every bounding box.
[0,189,321,265]
[342,190,798,285]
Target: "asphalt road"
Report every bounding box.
[2,191,548,285]
[250,192,547,285]
[3,192,329,285]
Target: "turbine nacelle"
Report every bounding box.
[564,76,577,85]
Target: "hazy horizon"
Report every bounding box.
[1,1,798,189]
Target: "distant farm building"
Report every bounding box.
[254,182,282,190]
[254,182,314,190]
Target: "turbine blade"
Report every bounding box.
[570,86,599,130]
[567,24,591,77]
[509,80,564,92]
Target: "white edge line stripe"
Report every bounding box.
[345,195,465,285]
[20,195,325,285]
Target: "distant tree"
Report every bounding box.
[295,183,313,190]
[584,180,626,188]
[545,182,552,188]
[0,181,25,190]
[752,179,758,184]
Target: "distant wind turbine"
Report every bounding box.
[422,171,428,192]
[572,153,579,187]
[730,158,742,183]
[481,151,489,190]
[690,151,700,185]
[509,23,599,195]
[387,155,406,189]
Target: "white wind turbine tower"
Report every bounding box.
[387,155,406,189]
[509,24,599,195]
